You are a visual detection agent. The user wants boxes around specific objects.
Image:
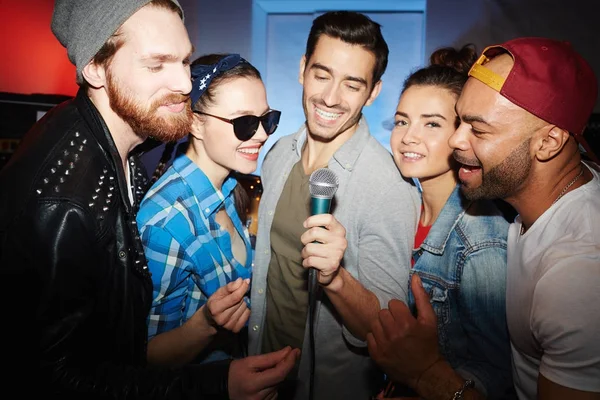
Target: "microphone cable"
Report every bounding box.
[308,269,318,400]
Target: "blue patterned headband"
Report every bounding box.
[190,53,246,106]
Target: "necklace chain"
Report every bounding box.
[520,165,584,235]
[552,166,584,205]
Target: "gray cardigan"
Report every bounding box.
[248,117,420,400]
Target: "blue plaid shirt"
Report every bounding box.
[137,153,252,343]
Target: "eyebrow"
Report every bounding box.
[395,111,447,120]
[310,63,368,86]
[455,105,490,126]
[141,47,195,63]
[461,114,490,125]
[230,108,271,117]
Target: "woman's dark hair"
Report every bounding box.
[402,44,478,99]
[151,54,262,222]
[305,11,389,85]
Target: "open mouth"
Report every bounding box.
[238,147,260,155]
[315,106,342,121]
[237,146,262,160]
[402,152,425,160]
[458,164,482,182]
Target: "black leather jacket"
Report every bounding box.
[0,89,230,399]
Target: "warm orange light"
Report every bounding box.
[0,0,78,96]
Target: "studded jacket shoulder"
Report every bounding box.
[0,89,230,399]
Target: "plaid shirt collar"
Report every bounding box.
[171,153,237,218]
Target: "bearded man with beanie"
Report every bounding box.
[0,1,298,398]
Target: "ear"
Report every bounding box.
[365,80,382,106]
[535,125,570,161]
[189,113,205,141]
[298,55,307,85]
[81,61,106,89]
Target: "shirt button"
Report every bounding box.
[118,250,126,258]
[258,288,264,294]
[252,325,259,331]
[205,207,210,213]
[268,210,274,216]
[264,250,269,254]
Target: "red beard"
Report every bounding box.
[106,71,193,142]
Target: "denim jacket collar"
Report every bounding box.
[421,185,472,255]
[290,116,371,172]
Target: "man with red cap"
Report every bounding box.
[367,37,600,400]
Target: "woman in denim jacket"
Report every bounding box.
[373,46,515,399]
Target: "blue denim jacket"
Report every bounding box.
[408,185,515,399]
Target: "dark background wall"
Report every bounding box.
[1,0,599,170]
[1,0,598,233]
[2,0,597,107]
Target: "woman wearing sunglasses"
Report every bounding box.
[137,53,280,367]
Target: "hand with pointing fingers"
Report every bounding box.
[367,273,442,390]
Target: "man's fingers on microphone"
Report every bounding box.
[303,214,335,229]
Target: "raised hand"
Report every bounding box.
[300,213,347,286]
[367,274,441,389]
[228,346,301,400]
[203,277,250,333]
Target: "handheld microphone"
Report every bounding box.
[307,167,339,400]
[307,168,339,293]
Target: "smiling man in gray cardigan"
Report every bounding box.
[248,11,420,400]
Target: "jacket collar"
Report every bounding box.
[290,116,372,171]
[74,88,136,213]
[420,185,472,255]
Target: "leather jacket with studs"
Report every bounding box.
[0,89,230,399]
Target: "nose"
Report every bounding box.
[449,122,470,151]
[252,121,269,143]
[400,123,420,145]
[321,82,341,107]
[170,63,192,94]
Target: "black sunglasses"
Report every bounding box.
[194,109,281,141]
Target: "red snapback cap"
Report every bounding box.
[469,37,598,161]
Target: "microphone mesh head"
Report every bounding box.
[309,168,339,199]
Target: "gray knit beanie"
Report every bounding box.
[51,0,183,84]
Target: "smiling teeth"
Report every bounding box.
[316,108,341,120]
[404,152,424,159]
[239,148,259,154]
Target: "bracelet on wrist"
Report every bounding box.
[451,379,475,400]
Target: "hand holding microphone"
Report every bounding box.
[301,168,347,288]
